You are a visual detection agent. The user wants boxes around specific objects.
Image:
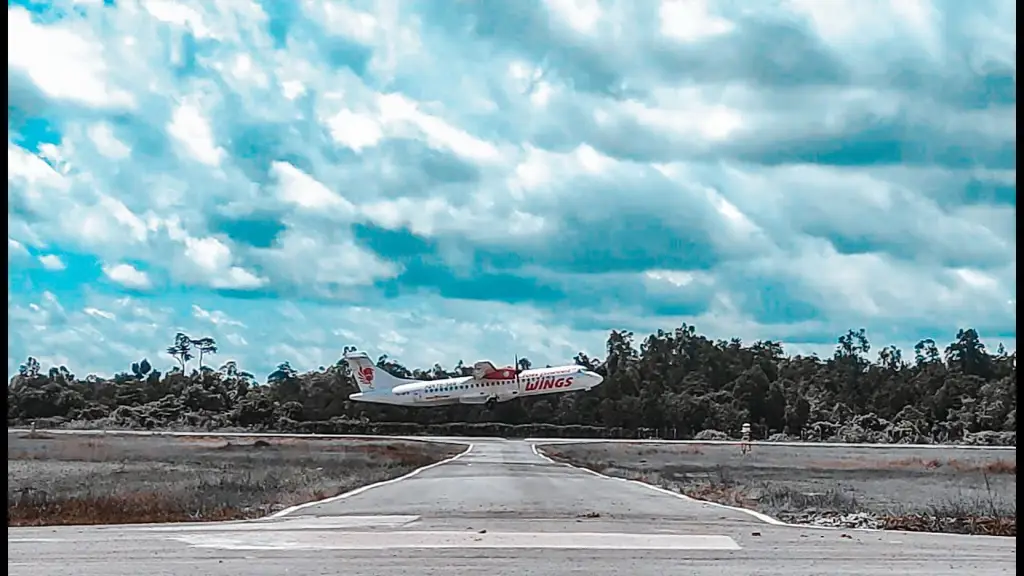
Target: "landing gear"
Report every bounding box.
[485,397,497,410]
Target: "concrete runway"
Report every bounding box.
[7,437,1017,576]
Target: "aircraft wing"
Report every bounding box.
[472,360,498,379]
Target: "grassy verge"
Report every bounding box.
[8,432,462,526]
[537,443,1016,537]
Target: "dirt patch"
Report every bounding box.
[537,442,1016,537]
[8,433,462,527]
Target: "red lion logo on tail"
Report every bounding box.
[359,366,375,387]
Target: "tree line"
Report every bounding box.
[6,325,1016,445]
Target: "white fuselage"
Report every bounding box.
[349,365,603,407]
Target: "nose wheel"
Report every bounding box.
[485,397,497,410]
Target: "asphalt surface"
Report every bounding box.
[7,436,1017,576]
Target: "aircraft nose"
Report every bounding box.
[586,370,604,386]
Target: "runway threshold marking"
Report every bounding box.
[133,515,422,532]
[171,531,742,551]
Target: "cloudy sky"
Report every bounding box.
[7,0,1016,380]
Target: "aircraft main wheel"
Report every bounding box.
[485,398,497,410]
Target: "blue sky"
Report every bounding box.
[7,0,1017,380]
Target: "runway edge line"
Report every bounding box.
[263,442,474,520]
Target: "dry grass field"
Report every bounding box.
[8,432,462,526]
[536,442,1016,536]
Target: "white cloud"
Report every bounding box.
[192,304,245,327]
[37,254,67,271]
[167,98,225,167]
[376,93,504,163]
[143,0,217,39]
[325,109,384,152]
[253,228,399,290]
[9,238,30,259]
[87,123,132,159]
[84,307,116,321]
[659,0,735,42]
[102,263,153,290]
[178,235,266,290]
[271,161,356,213]
[7,7,135,108]
[546,0,603,34]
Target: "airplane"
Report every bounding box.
[342,351,604,410]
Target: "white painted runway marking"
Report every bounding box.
[133,515,421,532]
[172,530,742,551]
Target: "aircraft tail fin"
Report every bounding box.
[343,351,416,392]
